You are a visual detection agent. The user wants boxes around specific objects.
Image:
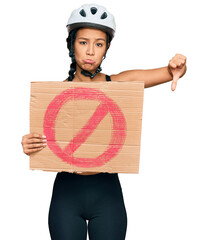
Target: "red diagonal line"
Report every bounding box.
[64,102,109,154]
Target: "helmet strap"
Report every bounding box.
[80,53,106,79]
[81,66,102,79]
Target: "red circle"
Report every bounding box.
[43,87,126,168]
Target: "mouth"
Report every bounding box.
[83,59,95,64]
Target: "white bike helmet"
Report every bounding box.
[66,4,116,40]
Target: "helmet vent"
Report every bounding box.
[90,7,97,15]
[100,12,107,19]
[79,9,86,17]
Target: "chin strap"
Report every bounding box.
[79,53,107,79]
[81,66,102,79]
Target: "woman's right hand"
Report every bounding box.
[21,133,47,156]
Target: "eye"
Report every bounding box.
[96,43,103,47]
[80,41,87,45]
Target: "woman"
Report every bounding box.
[21,4,187,240]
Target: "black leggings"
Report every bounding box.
[49,172,127,240]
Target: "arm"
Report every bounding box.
[112,67,172,87]
[111,54,187,91]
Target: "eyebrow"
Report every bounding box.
[77,37,106,42]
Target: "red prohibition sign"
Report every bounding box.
[43,87,126,168]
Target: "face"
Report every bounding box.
[74,28,108,73]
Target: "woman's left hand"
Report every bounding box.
[168,53,187,91]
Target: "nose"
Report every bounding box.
[86,43,95,56]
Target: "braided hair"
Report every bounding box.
[66,29,112,81]
[66,28,79,81]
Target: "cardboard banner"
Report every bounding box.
[30,81,144,173]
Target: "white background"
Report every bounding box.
[0,0,208,239]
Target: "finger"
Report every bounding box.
[175,53,186,60]
[26,142,47,149]
[27,138,47,144]
[27,133,46,139]
[171,54,186,64]
[22,133,46,145]
[24,147,44,155]
[169,61,177,68]
[171,75,179,91]
[177,56,186,61]
[176,59,186,67]
[170,59,185,68]
[171,81,177,91]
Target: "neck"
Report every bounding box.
[73,64,100,82]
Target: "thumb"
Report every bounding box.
[171,73,180,91]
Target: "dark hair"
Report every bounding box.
[66,28,111,81]
[66,28,79,81]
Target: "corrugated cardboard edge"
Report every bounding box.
[29,81,144,174]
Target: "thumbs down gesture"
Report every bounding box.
[168,54,187,91]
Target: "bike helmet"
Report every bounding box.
[66,4,116,79]
[66,4,116,40]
